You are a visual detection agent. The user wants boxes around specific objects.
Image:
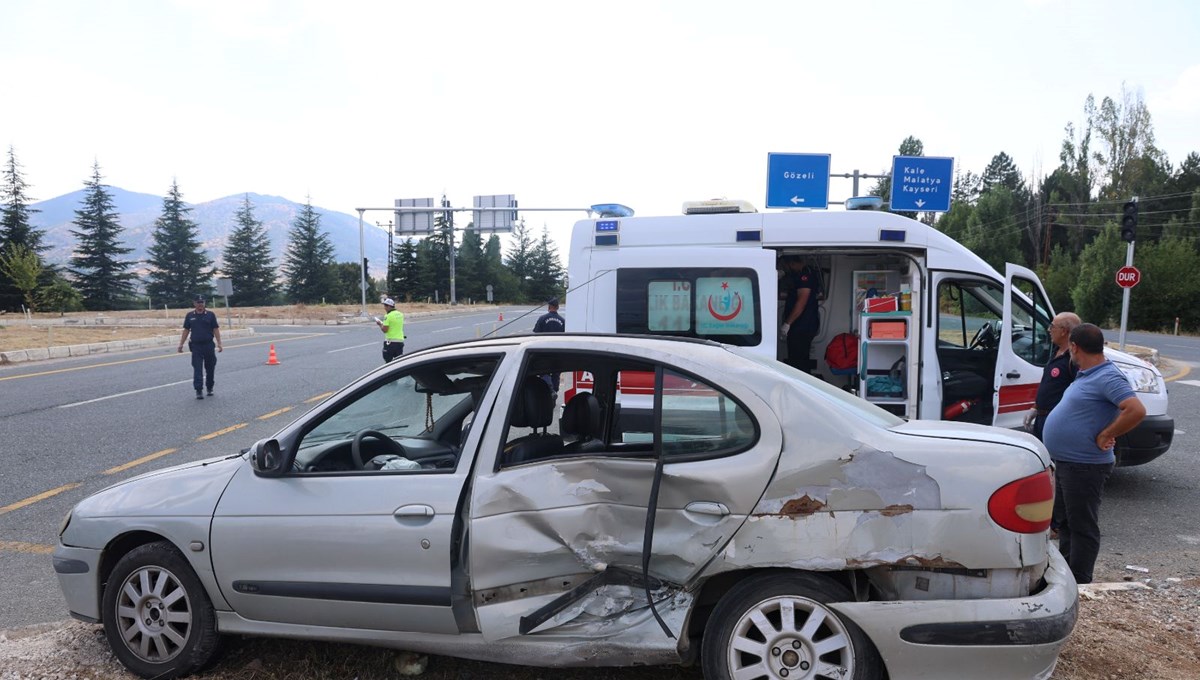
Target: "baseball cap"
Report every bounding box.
[193,295,205,303]
[546,297,559,307]
[382,298,396,306]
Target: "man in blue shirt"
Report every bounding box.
[178,295,223,399]
[1042,323,1145,584]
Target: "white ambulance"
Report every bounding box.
[564,199,1173,466]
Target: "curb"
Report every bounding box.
[0,328,257,365]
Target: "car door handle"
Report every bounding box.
[685,501,730,517]
[1006,371,1021,379]
[394,504,435,518]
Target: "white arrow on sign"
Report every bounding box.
[791,196,805,205]
[914,199,926,208]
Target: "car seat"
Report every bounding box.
[561,392,605,454]
[504,375,563,465]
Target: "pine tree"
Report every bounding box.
[145,180,214,307]
[282,199,336,303]
[222,195,278,306]
[526,225,565,303]
[455,226,486,302]
[388,237,419,301]
[69,161,137,310]
[0,146,47,312]
[505,218,535,300]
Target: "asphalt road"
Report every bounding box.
[0,322,1196,630]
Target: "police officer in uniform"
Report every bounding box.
[533,297,565,333]
[375,297,406,363]
[178,295,222,399]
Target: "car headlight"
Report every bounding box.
[58,509,72,537]
[1114,361,1161,394]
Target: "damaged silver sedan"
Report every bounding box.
[53,335,1076,680]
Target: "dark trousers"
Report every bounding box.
[1052,460,1114,584]
[786,328,816,374]
[1033,412,1048,441]
[383,340,405,363]
[190,341,217,392]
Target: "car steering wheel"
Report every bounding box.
[968,321,998,350]
[351,429,408,470]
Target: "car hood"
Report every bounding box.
[891,420,1049,465]
[73,454,244,519]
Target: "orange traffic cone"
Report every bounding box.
[498,311,504,321]
[265,344,280,365]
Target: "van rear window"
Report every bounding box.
[616,268,761,346]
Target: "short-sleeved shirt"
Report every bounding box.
[783,266,821,333]
[1035,349,1076,411]
[183,310,219,342]
[534,310,565,333]
[1042,360,1136,465]
[383,309,405,341]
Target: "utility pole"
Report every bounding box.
[829,169,888,204]
[443,195,457,305]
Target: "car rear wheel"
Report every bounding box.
[102,541,221,679]
[701,572,883,680]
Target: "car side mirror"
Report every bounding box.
[249,439,286,477]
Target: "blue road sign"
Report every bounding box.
[766,153,831,209]
[890,155,954,212]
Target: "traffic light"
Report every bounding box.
[1121,200,1138,243]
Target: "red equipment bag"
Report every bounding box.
[824,333,859,371]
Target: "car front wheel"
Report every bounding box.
[102,541,221,679]
[701,572,883,680]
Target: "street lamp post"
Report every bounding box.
[356,209,367,317]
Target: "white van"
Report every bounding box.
[564,199,1173,466]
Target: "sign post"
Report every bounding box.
[1116,260,1140,350]
[766,153,831,209]
[889,156,955,213]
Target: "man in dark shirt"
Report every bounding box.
[533,298,565,333]
[780,256,821,373]
[178,295,223,399]
[1025,312,1081,440]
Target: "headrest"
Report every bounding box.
[510,376,555,429]
[561,392,602,438]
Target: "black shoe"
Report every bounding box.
[196,390,204,400]
[207,388,214,396]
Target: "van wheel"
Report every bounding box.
[102,541,221,679]
[701,572,882,680]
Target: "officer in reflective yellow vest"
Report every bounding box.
[375,297,406,362]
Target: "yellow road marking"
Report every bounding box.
[257,406,293,420]
[1165,361,1191,383]
[0,540,55,555]
[0,483,81,515]
[0,333,328,382]
[104,449,178,475]
[196,423,248,441]
[305,392,335,403]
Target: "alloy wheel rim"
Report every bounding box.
[727,595,854,680]
[115,565,193,663]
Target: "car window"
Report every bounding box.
[938,280,1002,351]
[499,351,758,468]
[295,356,499,474]
[1010,276,1054,367]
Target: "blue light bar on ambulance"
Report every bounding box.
[591,203,635,218]
[879,229,906,242]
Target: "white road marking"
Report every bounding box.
[59,380,192,408]
[431,326,464,333]
[327,342,378,353]
[1176,380,1200,387]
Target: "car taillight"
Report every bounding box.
[988,468,1054,534]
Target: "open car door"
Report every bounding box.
[995,263,1056,430]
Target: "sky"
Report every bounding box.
[2,0,1198,257]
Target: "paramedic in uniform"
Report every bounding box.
[1024,312,1081,440]
[375,297,406,363]
[780,256,821,374]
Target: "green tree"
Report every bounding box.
[934,200,972,243]
[455,226,486,303]
[413,213,453,302]
[1133,237,1200,331]
[1070,224,1125,325]
[1094,86,1164,201]
[961,187,1022,273]
[483,234,518,302]
[69,161,137,310]
[870,136,924,220]
[525,225,565,303]
[222,195,278,306]
[1039,245,1077,313]
[328,261,378,304]
[282,199,337,304]
[0,146,46,312]
[0,243,42,311]
[145,180,214,307]
[505,218,535,300]
[39,275,84,315]
[388,237,419,301]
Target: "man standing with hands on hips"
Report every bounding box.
[178,295,222,399]
[1042,323,1145,584]
[375,297,405,363]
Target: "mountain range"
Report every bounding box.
[29,189,392,278]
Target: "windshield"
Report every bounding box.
[734,349,905,429]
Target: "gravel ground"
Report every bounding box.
[2,579,1198,680]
